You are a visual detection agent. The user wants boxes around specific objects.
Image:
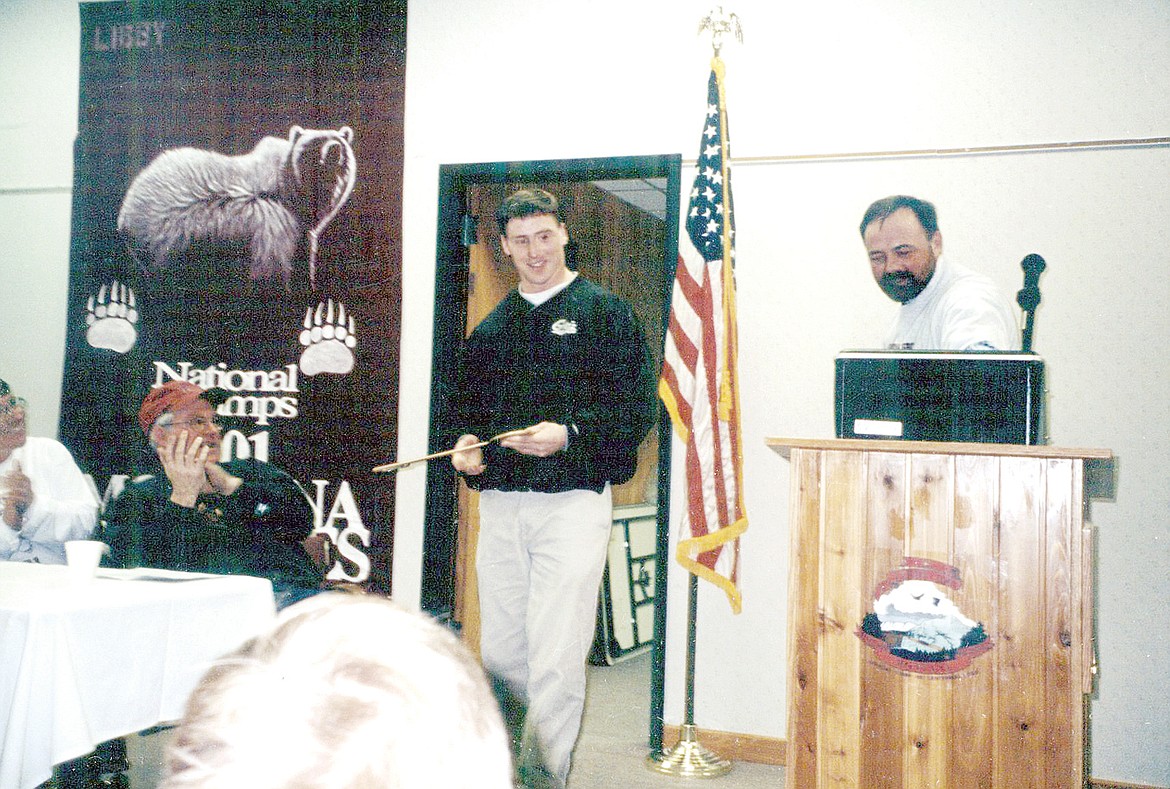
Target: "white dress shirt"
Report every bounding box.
[887,257,1021,351]
[0,436,98,564]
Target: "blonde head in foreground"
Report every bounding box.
[162,592,513,789]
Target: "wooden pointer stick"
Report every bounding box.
[371,429,529,473]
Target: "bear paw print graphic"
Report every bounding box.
[299,299,356,376]
[86,281,139,353]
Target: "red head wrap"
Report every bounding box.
[137,381,217,434]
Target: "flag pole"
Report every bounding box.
[647,8,744,778]
[646,573,731,777]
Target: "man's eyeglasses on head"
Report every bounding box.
[165,416,222,431]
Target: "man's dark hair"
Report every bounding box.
[859,195,939,237]
[496,188,564,235]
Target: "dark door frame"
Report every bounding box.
[423,154,681,751]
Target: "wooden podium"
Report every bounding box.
[768,437,1111,789]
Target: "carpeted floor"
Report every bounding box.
[569,651,786,788]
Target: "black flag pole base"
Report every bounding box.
[645,724,732,779]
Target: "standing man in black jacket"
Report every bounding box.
[451,188,657,787]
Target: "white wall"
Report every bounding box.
[4,1,1168,785]
[0,0,80,436]
[398,1,1170,785]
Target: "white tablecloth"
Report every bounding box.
[0,562,276,789]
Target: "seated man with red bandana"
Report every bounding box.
[104,380,321,608]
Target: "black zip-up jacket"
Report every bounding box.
[103,458,320,597]
[453,276,657,493]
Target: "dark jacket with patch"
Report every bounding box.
[453,276,657,493]
[104,458,320,595]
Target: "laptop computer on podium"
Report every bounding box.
[834,350,1046,445]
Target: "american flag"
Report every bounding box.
[659,59,747,614]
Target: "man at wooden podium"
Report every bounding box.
[860,194,1019,351]
[450,188,657,787]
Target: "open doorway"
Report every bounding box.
[422,155,681,750]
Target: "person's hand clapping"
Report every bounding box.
[158,430,211,508]
[203,458,243,497]
[1,461,32,527]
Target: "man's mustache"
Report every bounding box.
[881,272,917,285]
[879,271,927,303]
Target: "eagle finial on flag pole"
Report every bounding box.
[698,6,743,56]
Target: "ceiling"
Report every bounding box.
[592,178,669,221]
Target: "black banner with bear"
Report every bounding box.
[61,1,405,592]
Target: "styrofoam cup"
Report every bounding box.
[64,540,109,581]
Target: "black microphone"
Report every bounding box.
[1016,253,1047,351]
[1017,254,1046,311]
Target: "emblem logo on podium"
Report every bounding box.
[857,557,992,675]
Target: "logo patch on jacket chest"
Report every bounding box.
[550,319,578,335]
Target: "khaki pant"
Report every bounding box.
[476,486,612,786]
